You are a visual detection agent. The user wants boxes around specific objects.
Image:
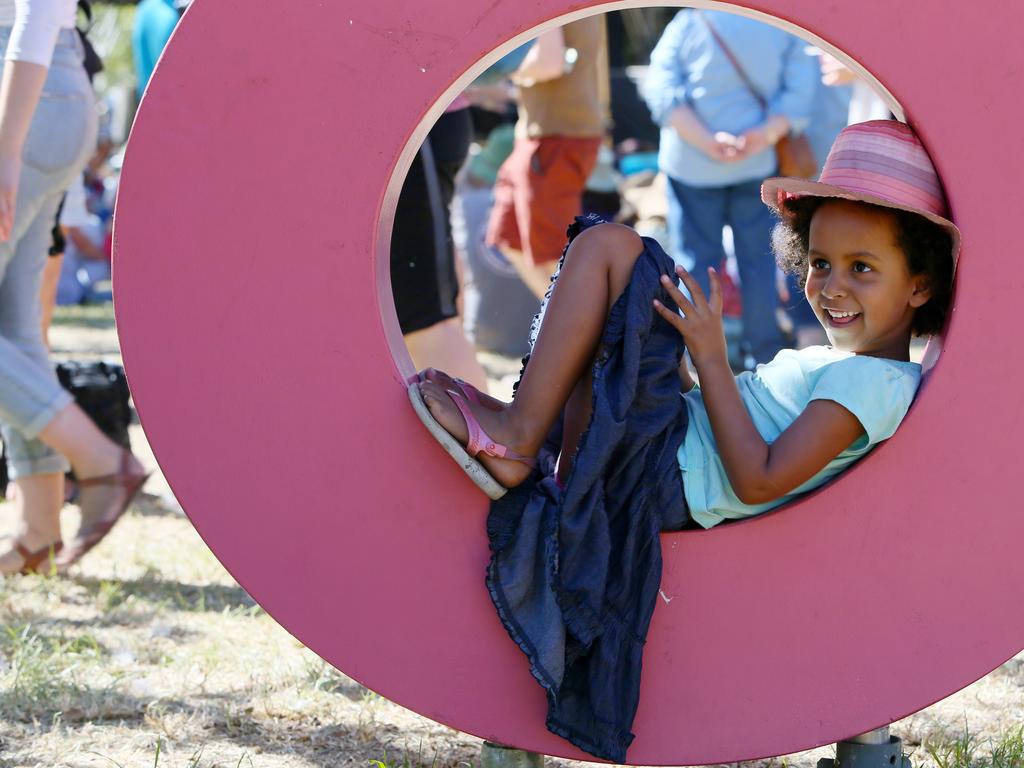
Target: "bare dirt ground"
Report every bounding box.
[0,305,1021,768]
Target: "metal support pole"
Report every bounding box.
[817,727,912,768]
[480,742,545,768]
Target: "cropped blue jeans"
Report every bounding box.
[0,28,97,478]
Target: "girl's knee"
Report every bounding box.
[565,223,644,272]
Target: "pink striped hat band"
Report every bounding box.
[762,120,960,268]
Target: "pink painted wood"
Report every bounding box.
[113,0,1022,762]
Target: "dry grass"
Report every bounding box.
[0,304,1021,768]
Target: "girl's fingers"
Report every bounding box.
[676,265,709,308]
[707,267,723,314]
[653,299,686,332]
[659,273,695,315]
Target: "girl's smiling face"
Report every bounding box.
[805,200,933,360]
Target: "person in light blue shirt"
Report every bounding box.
[642,10,818,364]
[132,0,180,99]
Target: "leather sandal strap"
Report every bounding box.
[12,539,63,571]
[77,450,146,488]
[77,472,143,488]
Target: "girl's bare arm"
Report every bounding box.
[655,267,863,505]
[691,351,863,504]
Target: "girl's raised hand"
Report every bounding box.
[654,266,728,369]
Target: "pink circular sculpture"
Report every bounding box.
[114,0,1021,762]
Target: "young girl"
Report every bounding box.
[409,120,958,761]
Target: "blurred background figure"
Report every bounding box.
[485,16,609,299]
[389,97,489,389]
[643,9,817,367]
[131,0,180,100]
[780,47,891,349]
[55,174,111,307]
[451,113,540,364]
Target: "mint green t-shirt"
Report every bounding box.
[678,346,921,529]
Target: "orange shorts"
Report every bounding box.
[485,136,601,267]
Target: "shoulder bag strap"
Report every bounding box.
[697,11,768,113]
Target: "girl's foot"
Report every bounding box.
[417,379,535,488]
[419,369,507,411]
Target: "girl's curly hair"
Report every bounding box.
[771,197,954,337]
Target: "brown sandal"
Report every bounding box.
[1,536,64,576]
[56,450,149,570]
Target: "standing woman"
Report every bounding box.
[0,0,146,575]
[643,10,818,366]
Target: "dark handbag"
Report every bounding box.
[698,11,817,178]
[55,361,133,452]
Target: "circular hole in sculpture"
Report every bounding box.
[385,3,957,530]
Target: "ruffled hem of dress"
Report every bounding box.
[546,712,634,764]
[485,554,561,696]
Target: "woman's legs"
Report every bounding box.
[0,190,70,571]
[0,472,63,572]
[418,222,645,487]
[0,192,138,572]
[726,179,785,364]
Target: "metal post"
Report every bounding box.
[817,727,912,768]
[480,742,545,768]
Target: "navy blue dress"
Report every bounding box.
[486,215,693,762]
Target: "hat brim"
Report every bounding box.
[761,176,961,269]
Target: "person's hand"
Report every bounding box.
[654,265,728,369]
[819,53,856,87]
[704,131,745,162]
[737,126,772,156]
[463,82,515,112]
[0,153,20,241]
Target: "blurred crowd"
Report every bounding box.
[391,8,893,390]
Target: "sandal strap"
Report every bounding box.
[77,450,147,488]
[12,539,63,572]
[453,378,484,406]
[77,472,145,488]
[445,389,537,468]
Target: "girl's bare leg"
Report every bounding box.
[556,367,593,485]
[418,223,645,487]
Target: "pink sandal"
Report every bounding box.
[418,371,502,411]
[408,383,535,500]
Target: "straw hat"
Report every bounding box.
[761,120,960,268]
